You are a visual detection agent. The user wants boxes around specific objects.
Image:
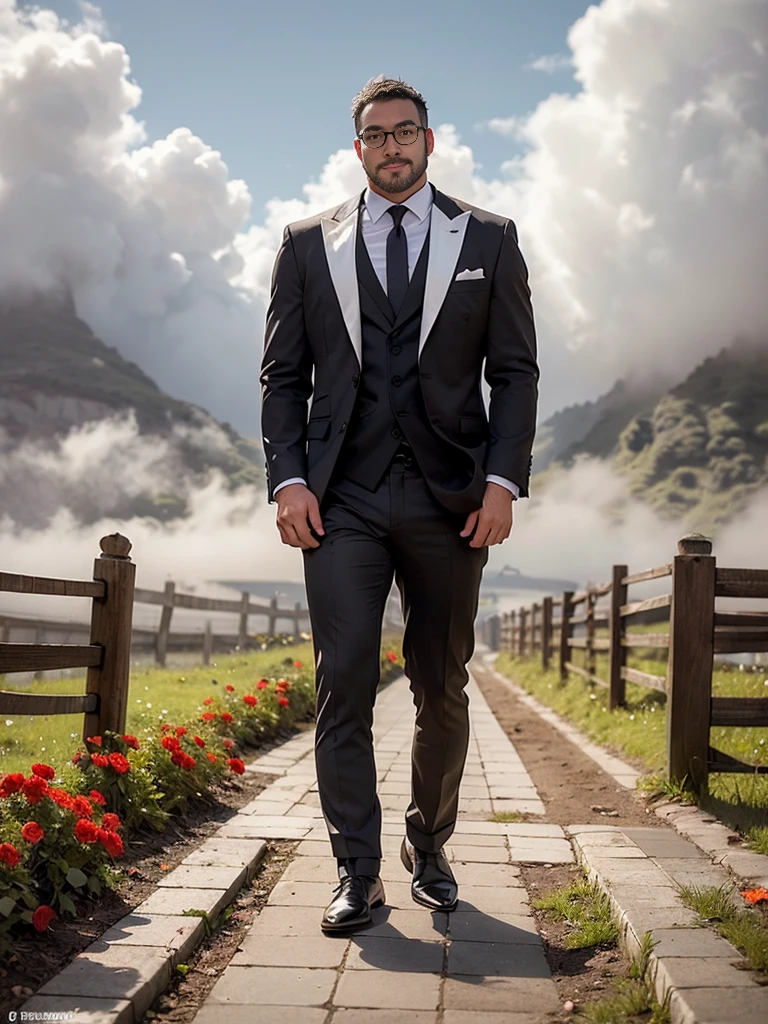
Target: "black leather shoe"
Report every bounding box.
[321,874,386,934]
[401,837,459,912]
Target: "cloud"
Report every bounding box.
[526,53,574,74]
[481,117,525,139]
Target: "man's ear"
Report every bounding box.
[354,139,363,163]
[425,128,435,157]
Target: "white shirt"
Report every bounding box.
[274,179,519,500]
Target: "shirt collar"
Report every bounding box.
[363,179,433,225]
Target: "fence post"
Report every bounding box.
[518,607,528,658]
[559,590,573,681]
[156,580,175,666]
[84,534,136,740]
[530,603,539,654]
[585,586,596,681]
[294,601,302,635]
[238,592,250,649]
[268,595,278,635]
[542,596,553,670]
[488,614,500,651]
[609,564,628,709]
[667,534,716,792]
[203,620,213,665]
[509,610,516,654]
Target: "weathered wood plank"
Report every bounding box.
[564,661,609,688]
[713,628,768,654]
[0,643,102,673]
[710,697,768,728]
[622,633,670,648]
[708,748,768,774]
[620,593,672,618]
[714,612,768,627]
[0,572,104,599]
[715,568,768,598]
[0,690,98,716]
[621,666,667,692]
[622,564,673,586]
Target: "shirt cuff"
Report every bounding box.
[486,475,520,500]
[273,477,307,496]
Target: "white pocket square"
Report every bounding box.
[455,267,485,281]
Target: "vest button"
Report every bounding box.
[352,374,360,388]
[391,345,402,355]
[340,422,347,432]
[391,375,402,386]
[391,428,402,440]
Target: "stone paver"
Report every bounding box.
[193,674,560,1022]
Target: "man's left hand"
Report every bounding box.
[460,481,515,548]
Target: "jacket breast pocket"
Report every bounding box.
[450,279,490,294]
[306,417,331,441]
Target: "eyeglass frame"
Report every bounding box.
[356,124,427,149]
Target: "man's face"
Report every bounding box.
[354,98,434,196]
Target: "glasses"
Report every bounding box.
[357,125,425,149]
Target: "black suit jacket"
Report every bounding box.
[260,184,539,508]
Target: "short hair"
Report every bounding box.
[351,76,429,133]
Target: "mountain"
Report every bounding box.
[0,292,264,526]
[535,338,768,532]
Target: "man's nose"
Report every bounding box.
[382,136,402,159]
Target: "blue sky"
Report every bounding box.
[44,0,589,220]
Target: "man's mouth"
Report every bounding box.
[381,162,409,171]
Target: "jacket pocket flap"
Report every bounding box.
[306,417,331,440]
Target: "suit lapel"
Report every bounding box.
[418,189,471,360]
[321,194,363,366]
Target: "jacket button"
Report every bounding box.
[391,375,402,386]
[341,422,347,432]
[391,428,402,440]
[352,374,360,387]
[391,345,402,355]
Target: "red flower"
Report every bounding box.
[31,762,55,781]
[278,696,290,708]
[0,842,21,867]
[201,712,215,722]
[294,660,303,668]
[227,757,246,775]
[91,753,109,768]
[75,818,100,844]
[21,822,45,844]
[22,775,49,804]
[203,697,214,706]
[226,684,235,692]
[73,795,93,818]
[72,751,82,764]
[171,750,196,771]
[98,828,124,858]
[89,789,106,806]
[193,735,206,748]
[175,726,187,737]
[206,753,217,763]
[122,734,141,750]
[0,772,25,797]
[256,679,269,690]
[162,735,181,752]
[49,788,76,810]
[161,723,172,732]
[221,712,233,723]
[386,650,398,663]
[276,682,289,693]
[742,887,768,905]
[223,738,234,751]
[243,694,258,707]
[102,812,121,832]
[32,905,57,932]
[86,735,102,747]
[108,752,130,775]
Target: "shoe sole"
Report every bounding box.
[320,894,386,934]
[400,838,459,913]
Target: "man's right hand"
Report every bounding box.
[276,483,325,549]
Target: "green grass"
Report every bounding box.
[678,884,768,975]
[495,652,768,852]
[577,931,670,1024]
[488,810,524,823]
[534,876,619,949]
[0,645,317,773]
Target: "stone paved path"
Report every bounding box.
[195,673,574,1023]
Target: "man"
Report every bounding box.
[260,77,538,933]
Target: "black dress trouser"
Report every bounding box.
[302,456,488,877]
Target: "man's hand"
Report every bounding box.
[460,481,515,548]
[276,483,325,549]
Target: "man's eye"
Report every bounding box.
[364,132,383,144]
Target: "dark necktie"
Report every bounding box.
[386,205,410,314]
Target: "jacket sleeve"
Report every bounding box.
[483,220,539,496]
[260,226,313,502]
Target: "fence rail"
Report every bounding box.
[481,534,768,792]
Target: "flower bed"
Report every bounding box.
[0,643,404,949]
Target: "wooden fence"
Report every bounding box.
[0,533,311,740]
[482,534,768,792]
[1,568,309,668]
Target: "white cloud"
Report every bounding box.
[526,53,574,74]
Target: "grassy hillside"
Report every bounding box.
[0,292,264,523]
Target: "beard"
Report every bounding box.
[366,147,428,194]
